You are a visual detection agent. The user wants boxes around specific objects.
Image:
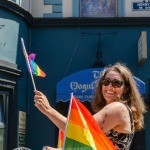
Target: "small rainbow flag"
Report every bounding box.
[21,38,46,78]
[28,53,46,77]
[63,95,116,150]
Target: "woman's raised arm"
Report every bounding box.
[34,90,67,131]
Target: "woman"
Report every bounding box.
[34,63,146,150]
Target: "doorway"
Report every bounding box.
[0,91,8,150]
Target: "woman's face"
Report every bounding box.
[102,70,126,104]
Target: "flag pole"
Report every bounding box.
[21,38,36,91]
[62,92,73,150]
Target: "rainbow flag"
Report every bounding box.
[28,53,46,77]
[63,95,116,150]
[57,129,64,148]
[21,38,46,78]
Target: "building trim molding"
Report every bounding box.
[1,1,150,27]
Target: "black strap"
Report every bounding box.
[124,104,134,132]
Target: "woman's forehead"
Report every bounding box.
[105,70,123,80]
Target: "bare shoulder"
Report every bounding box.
[104,102,128,116]
[93,102,130,133]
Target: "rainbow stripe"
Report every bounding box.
[63,96,116,150]
[57,129,64,148]
[28,53,46,77]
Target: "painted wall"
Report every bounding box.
[13,0,150,17]
[31,0,52,17]
[28,26,150,149]
[0,8,30,112]
[19,0,73,17]
[0,10,19,64]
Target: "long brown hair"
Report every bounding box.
[91,63,146,131]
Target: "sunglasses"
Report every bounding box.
[101,78,125,88]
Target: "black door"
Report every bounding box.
[0,91,8,150]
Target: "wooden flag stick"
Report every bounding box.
[21,38,36,91]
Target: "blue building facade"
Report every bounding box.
[0,1,150,150]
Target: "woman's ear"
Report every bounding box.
[124,85,129,93]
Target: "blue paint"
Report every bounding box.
[44,0,62,5]
[52,5,62,13]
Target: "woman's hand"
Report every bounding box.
[42,146,62,150]
[34,90,52,116]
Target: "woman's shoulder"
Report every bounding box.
[106,101,127,107]
[104,102,129,115]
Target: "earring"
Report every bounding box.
[115,95,121,102]
[121,93,126,100]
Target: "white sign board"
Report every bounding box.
[138,31,147,66]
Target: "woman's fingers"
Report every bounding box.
[34,98,42,103]
[34,90,46,103]
[42,146,62,150]
[34,90,44,96]
[34,90,51,116]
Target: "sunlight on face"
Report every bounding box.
[102,70,126,104]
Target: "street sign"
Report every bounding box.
[132,2,150,10]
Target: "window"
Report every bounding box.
[80,0,117,17]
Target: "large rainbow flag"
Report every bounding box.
[57,129,64,148]
[63,95,116,150]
